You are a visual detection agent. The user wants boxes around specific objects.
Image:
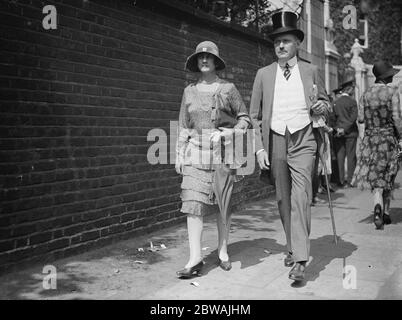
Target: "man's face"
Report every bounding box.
[273,34,299,61]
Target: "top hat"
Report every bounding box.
[185,41,226,72]
[269,11,304,42]
[372,60,400,81]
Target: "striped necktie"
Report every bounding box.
[283,63,291,81]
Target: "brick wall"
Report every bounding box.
[0,0,274,273]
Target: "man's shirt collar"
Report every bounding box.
[278,56,297,68]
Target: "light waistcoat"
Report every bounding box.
[271,61,311,135]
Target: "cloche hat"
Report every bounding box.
[185,41,226,72]
[372,60,400,81]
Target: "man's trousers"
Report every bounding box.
[334,136,357,185]
[269,124,317,262]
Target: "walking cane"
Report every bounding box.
[318,131,338,245]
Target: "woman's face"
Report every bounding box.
[197,53,216,73]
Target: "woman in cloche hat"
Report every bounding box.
[175,41,251,278]
[352,60,401,229]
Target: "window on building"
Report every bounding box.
[400,25,402,56]
[358,17,368,48]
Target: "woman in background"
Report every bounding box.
[352,60,401,229]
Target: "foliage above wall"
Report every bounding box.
[176,0,303,34]
[331,0,402,66]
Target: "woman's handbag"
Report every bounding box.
[212,85,237,128]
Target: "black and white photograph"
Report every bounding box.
[1,0,402,305]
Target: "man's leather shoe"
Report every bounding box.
[284,253,294,267]
[289,262,306,281]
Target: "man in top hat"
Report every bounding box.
[250,10,331,281]
[332,75,358,188]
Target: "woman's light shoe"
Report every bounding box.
[218,259,232,271]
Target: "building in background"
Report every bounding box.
[331,0,402,84]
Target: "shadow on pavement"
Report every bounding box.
[318,192,344,202]
[0,237,175,300]
[230,200,281,232]
[357,208,402,225]
[291,235,358,288]
[200,238,286,276]
[389,207,402,224]
[358,214,374,224]
[0,264,98,299]
[231,214,278,233]
[314,192,359,210]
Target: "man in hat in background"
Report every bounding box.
[332,75,358,188]
[249,10,331,281]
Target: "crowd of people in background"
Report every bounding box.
[312,72,358,205]
[312,61,402,232]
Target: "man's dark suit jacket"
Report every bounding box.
[333,94,358,138]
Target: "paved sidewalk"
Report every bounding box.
[1,176,402,300]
